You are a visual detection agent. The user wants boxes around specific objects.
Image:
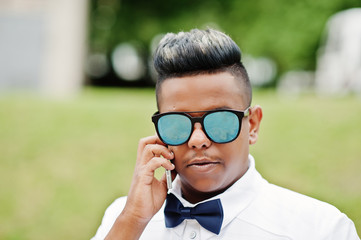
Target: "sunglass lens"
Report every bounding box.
[204,111,240,143]
[158,114,192,145]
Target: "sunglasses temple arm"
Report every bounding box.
[244,107,250,117]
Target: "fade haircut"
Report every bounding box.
[153,28,252,110]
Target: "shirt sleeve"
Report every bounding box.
[91,196,127,240]
[324,212,360,240]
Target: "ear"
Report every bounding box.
[248,105,263,145]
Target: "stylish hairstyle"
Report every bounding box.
[153,28,252,109]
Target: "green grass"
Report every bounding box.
[0,88,360,239]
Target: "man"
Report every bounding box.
[92,29,359,239]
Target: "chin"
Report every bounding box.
[185,177,225,193]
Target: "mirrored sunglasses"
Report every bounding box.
[151,108,250,146]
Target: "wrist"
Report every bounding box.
[105,209,150,240]
[121,206,153,225]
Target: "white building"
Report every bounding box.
[315,8,361,95]
[0,0,88,97]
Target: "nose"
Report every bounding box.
[187,123,211,149]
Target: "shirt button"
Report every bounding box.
[189,231,197,239]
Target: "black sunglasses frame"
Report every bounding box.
[151,108,250,146]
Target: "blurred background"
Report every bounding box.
[0,0,360,239]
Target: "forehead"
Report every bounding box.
[158,72,247,113]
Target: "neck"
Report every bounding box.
[181,187,227,204]
[180,178,242,204]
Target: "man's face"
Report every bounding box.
[158,72,252,199]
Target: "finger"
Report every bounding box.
[136,136,168,164]
[160,172,168,187]
[141,144,174,163]
[136,135,168,166]
[135,144,174,169]
[140,157,175,178]
[133,156,174,187]
[137,135,166,154]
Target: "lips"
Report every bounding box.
[187,158,220,168]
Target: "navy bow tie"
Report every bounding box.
[164,193,224,235]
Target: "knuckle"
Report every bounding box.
[143,144,154,152]
[139,137,147,146]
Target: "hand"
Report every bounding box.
[125,135,175,222]
[105,135,175,240]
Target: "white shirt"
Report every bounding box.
[92,155,360,240]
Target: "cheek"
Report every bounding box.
[220,142,249,175]
[221,137,249,161]
[218,145,237,161]
[168,146,185,164]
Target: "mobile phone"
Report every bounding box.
[160,151,173,191]
[166,169,172,191]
